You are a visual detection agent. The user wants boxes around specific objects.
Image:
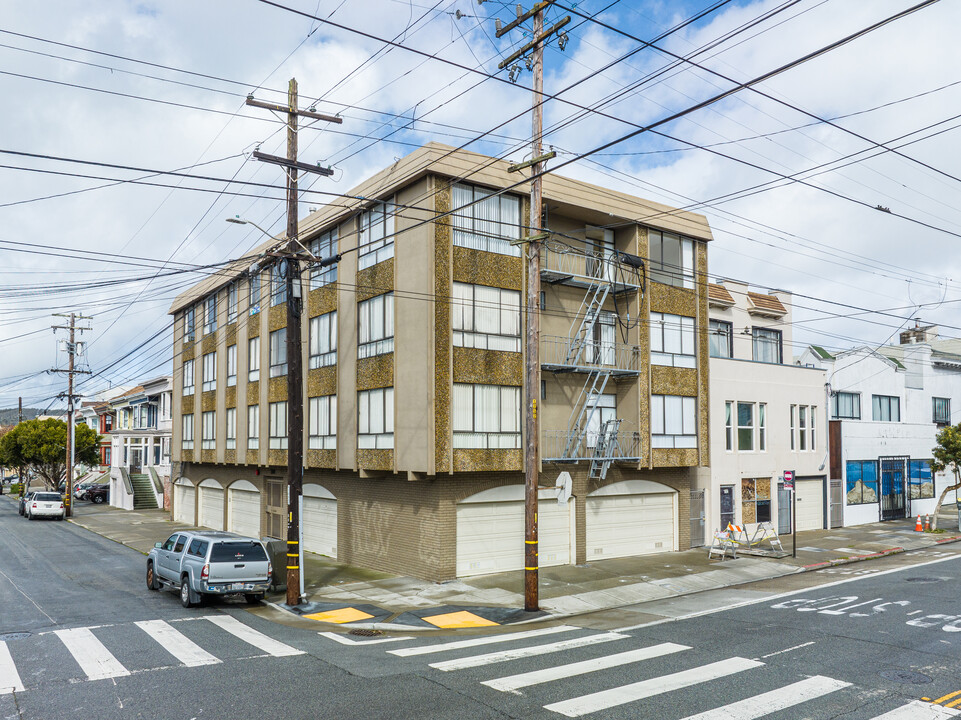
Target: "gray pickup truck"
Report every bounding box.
[146,530,272,607]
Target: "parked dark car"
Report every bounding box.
[86,485,109,504]
[18,492,37,516]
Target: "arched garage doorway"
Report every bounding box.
[586,479,677,560]
[197,479,225,530]
[227,480,261,538]
[173,477,196,525]
[303,483,336,558]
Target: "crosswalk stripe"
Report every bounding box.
[678,675,851,719]
[135,620,221,667]
[54,627,131,681]
[0,642,24,694]
[390,625,578,657]
[868,700,961,719]
[483,642,691,694]
[429,632,628,672]
[205,615,305,657]
[544,656,764,717]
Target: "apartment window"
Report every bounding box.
[651,312,696,368]
[933,397,951,425]
[183,359,195,396]
[183,307,195,342]
[227,282,238,324]
[358,293,394,358]
[358,199,396,269]
[309,312,337,369]
[591,312,616,366]
[846,460,878,505]
[741,478,771,524]
[651,395,697,448]
[181,413,194,450]
[872,394,900,422]
[709,319,733,358]
[225,408,236,450]
[271,262,287,307]
[790,405,796,450]
[452,384,521,449]
[810,407,817,451]
[269,401,288,449]
[648,230,694,288]
[308,395,337,450]
[247,404,259,450]
[799,405,807,451]
[737,402,754,451]
[203,294,217,335]
[831,391,861,419]
[202,352,216,392]
[249,273,262,315]
[226,345,237,387]
[759,403,766,451]
[452,182,521,257]
[248,336,260,382]
[725,401,733,451]
[358,387,394,449]
[752,327,782,364]
[201,411,215,450]
[310,229,338,288]
[909,459,934,499]
[585,393,616,448]
[452,282,521,352]
[269,328,287,377]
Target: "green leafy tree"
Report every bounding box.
[0,418,100,491]
[929,423,961,531]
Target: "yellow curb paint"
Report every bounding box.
[304,607,375,624]
[421,611,499,629]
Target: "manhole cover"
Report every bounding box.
[879,669,932,685]
[906,577,943,584]
[348,628,383,637]
[0,632,31,641]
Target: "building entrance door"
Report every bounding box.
[265,479,286,539]
[879,456,908,521]
[777,484,792,534]
[129,447,142,474]
[719,485,734,531]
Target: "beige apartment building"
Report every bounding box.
[168,143,714,581]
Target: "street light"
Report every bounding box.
[226,217,317,260]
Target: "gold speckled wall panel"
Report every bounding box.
[181,343,195,361]
[651,366,698,396]
[356,258,395,302]
[434,179,452,474]
[306,448,336,468]
[451,247,523,291]
[695,241,710,467]
[650,283,697,316]
[201,450,216,464]
[653,448,698,467]
[246,381,259,406]
[225,450,236,464]
[452,347,522,385]
[181,450,193,463]
[225,387,236,409]
[357,354,394,391]
[268,376,287,402]
[248,313,260,339]
[268,304,287,332]
[308,284,338,316]
[307,366,337,397]
[267,449,286,467]
[357,448,393,471]
[452,449,522,472]
[201,392,216,412]
[201,333,217,355]
[225,324,237,346]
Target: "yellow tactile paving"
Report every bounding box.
[421,611,499,629]
[303,607,375,624]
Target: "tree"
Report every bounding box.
[929,423,961,531]
[0,418,100,491]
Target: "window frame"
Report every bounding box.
[308,312,337,369]
[648,230,694,288]
[181,413,194,450]
[709,319,733,358]
[308,395,337,450]
[225,407,236,450]
[249,273,262,316]
[248,336,260,382]
[737,401,754,452]
[247,404,259,450]
[846,460,879,505]
[226,344,237,387]
[269,401,288,449]
[651,312,696,368]
[452,383,522,449]
[357,387,394,449]
[650,394,697,449]
[271,262,287,307]
[183,359,195,397]
[202,352,216,393]
[227,282,238,324]
[933,397,951,425]
[310,228,338,288]
[872,394,900,422]
[741,477,772,524]
[831,391,861,420]
[451,282,522,353]
[269,328,287,377]
[358,198,396,270]
[725,401,733,451]
[358,293,394,359]
[752,327,782,364]
[451,182,521,257]
[909,459,934,499]
[201,411,215,450]
[203,294,218,335]
[183,307,195,342]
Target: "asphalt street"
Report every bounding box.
[2,493,961,719]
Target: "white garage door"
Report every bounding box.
[173,484,195,525]
[228,483,261,538]
[304,497,337,558]
[199,486,224,530]
[587,480,676,560]
[456,486,571,577]
[795,478,824,531]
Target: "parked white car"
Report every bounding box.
[27,492,66,521]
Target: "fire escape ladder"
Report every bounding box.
[589,417,622,480]
[563,370,611,459]
[565,283,611,365]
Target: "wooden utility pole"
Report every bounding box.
[497,1,569,612]
[247,79,340,606]
[52,312,92,516]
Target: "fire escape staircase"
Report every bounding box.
[590,418,622,480]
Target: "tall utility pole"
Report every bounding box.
[496,2,570,612]
[52,312,92,517]
[247,79,340,606]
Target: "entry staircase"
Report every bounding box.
[129,473,158,509]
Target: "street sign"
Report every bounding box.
[783,470,795,491]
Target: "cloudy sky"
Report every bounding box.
[1,0,959,409]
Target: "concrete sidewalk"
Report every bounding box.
[13,493,960,628]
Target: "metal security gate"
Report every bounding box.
[829,478,844,528]
[690,490,705,547]
[777,484,792,535]
[879,456,908,521]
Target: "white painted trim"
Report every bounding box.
[198,478,223,488]
[458,484,561,504]
[588,479,677,497]
[227,479,258,492]
[303,483,335,499]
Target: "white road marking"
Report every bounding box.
[204,615,304,657]
[678,675,851,719]
[135,620,221,667]
[868,700,961,719]
[390,625,577,657]
[319,631,408,646]
[544,657,764,717]
[430,632,627,672]
[482,642,690,694]
[55,627,130,681]
[0,641,24,694]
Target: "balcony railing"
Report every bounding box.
[540,335,640,373]
[540,247,642,290]
[541,430,641,461]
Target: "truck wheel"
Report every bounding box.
[180,577,196,608]
[245,593,264,605]
[146,563,160,591]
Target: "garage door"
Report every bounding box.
[587,480,676,560]
[173,483,195,525]
[796,478,824,531]
[303,484,336,558]
[228,481,261,538]
[199,484,224,530]
[456,486,571,577]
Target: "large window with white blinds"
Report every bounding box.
[358,388,393,449]
[358,294,393,358]
[358,200,396,270]
[452,282,521,352]
[452,384,521,449]
[308,395,337,450]
[309,312,337,369]
[650,312,696,368]
[651,395,697,449]
[452,183,521,257]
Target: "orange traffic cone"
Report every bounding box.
[925,514,931,532]
[915,514,923,532]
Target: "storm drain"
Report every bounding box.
[879,669,932,685]
[348,628,384,637]
[0,632,31,641]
